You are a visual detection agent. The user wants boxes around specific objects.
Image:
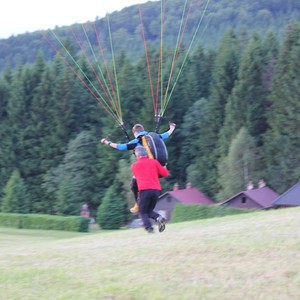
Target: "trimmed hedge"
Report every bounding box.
[171,204,255,223]
[0,213,89,232]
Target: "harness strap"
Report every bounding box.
[141,136,154,159]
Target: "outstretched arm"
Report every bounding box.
[101,137,138,150]
[101,138,118,149]
[167,122,176,136]
[160,122,176,140]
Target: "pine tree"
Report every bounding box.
[263,22,300,193]
[208,29,240,135]
[51,68,78,145]
[190,29,240,196]
[114,158,134,210]
[0,71,12,197]
[42,164,63,215]
[18,56,49,212]
[52,131,100,215]
[1,170,29,213]
[185,46,215,102]
[178,98,209,187]
[217,127,259,201]
[219,32,267,157]
[261,30,278,94]
[5,66,28,189]
[97,184,127,230]
[116,51,145,125]
[155,47,205,183]
[74,55,104,132]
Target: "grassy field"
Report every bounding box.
[0,208,300,300]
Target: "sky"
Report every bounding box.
[0,0,156,39]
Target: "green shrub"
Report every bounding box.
[97,185,127,230]
[0,213,21,228]
[171,204,255,223]
[0,213,89,232]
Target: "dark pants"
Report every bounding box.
[138,189,160,230]
[130,177,139,201]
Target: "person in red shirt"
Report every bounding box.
[131,146,169,233]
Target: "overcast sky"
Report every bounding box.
[0,0,156,39]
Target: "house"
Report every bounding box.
[155,183,214,221]
[273,181,300,207]
[219,183,279,210]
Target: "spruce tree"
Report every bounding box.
[53,131,100,215]
[217,127,258,201]
[114,158,134,211]
[178,98,210,187]
[218,32,268,160]
[97,183,127,230]
[1,170,29,213]
[73,55,104,132]
[0,72,12,197]
[5,66,28,192]
[261,31,278,94]
[116,51,145,125]
[208,29,240,136]
[19,56,49,212]
[263,22,300,193]
[185,46,215,102]
[42,165,63,215]
[191,29,240,196]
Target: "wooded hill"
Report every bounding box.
[0,0,299,72]
[0,0,299,219]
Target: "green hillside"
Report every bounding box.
[0,0,299,71]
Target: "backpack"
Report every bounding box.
[140,132,168,166]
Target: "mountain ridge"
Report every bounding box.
[0,0,299,72]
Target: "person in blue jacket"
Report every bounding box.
[101,123,175,151]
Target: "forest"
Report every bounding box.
[0,0,299,220]
[0,0,299,71]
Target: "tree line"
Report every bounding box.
[0,22,299,218]
[1,0,299,72]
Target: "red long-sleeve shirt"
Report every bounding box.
[131,157,169,191]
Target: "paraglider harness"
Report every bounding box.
[139,132,168,166]
[124,131,168,166]
[124,113,168,166]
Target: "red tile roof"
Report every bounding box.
[159,187,214,204]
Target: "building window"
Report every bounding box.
[241,197,246,204]
[167,196,172,203]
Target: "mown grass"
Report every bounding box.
[1,208,300,300]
